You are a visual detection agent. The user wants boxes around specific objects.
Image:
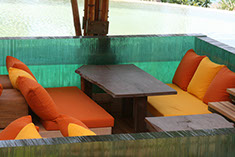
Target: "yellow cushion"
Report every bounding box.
[15,123,42,140]
[187,57,224,100]
[148,84,211,117]
[68,123,96,137]
[9,67,37,89]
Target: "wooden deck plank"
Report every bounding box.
[145,114,234,132]
[208,101,235,122]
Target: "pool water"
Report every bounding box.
[0,0,234,48]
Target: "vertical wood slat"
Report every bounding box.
[83,0,109,36]
[101,0,109,21]
[71,0,82,36]
[87,0,96,36]
[83,0,88,35]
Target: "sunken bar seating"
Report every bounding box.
[0,74,114,134]
[148,49,235,117]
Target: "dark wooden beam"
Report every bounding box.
[71,0,82,36]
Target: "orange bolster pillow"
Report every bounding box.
[6,56,36,80]
[56,114,89,137]
[0,115,32,140]
[17,77,60,121]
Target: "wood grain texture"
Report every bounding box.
[208,101,235,122]
[145,114,234,132]
[76,64,177,98]
[0,89,28,128]
[133,97,147,132]
[81,77,93,98]
[227,88,235,96]
[122,98,133,117]
[71,0,82,36]
[0,75,13,89]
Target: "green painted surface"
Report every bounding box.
[195,37,235,72]
[0,36,193,88]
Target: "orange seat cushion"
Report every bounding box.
[172,49,205,91]
[45,87,114,129]
[17,77,60,121]
[187,57,224,100]
[203,66,235,104]
[6,56,36,80]
[0,84,2,96]
[0,116,32,140]
[56,114,89,137]
[148,84,211,117]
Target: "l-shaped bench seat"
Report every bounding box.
[0,75,114,135]
[148,84,211,117]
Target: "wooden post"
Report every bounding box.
[71,0,82,36]
[83,0,109,36]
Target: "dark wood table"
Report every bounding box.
[75,64,177,132]
[145,114,234,132]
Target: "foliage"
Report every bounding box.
[161,0,212,7]
[218,0,235,11]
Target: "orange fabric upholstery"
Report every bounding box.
[45,87,114,130]
[17,77,60,121]
[6,56,36,80]
[173,49,205,91]
[203,66,235,104]
[56,114,89,137]
[0,116,32,140]
[0,84,2,96]
[148,84,211,117]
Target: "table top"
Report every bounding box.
[145,113,234,132]
[76,64,177,98]
[208,101,235,122]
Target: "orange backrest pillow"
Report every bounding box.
[56,114,89,137]
[0,116,32,140]
[17,76,60,121]
[0,84,2,96]
[172,49,206,91]
[203,66,235,104]
[6,56,36,80]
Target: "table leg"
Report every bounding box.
[81,77,92,98]
[133,96,147,132]
[122,98,133,117]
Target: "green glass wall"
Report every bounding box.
[195,37,235,72]
[1,35,234,88]
[0,35,196,88]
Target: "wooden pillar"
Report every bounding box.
[71,0,82,36]
[83,0,109,36]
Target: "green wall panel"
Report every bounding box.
[195,37,235,72]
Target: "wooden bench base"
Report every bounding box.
[0,89,28,128]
